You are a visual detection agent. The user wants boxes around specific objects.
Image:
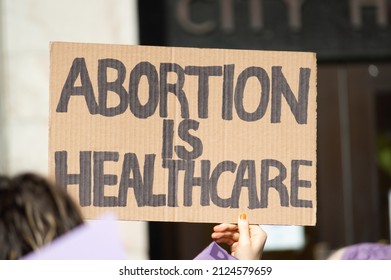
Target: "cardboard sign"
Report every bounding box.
[49,42,317,225]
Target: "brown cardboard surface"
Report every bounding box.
[49,42,317,225]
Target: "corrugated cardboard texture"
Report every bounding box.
[49,42,317,225]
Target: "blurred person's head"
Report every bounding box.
[0,173,83,259]
[328,242,391,260]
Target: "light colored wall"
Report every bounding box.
[0,0,148,260]
[0,1,7,174]
[1,0,139,174]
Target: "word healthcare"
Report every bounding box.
[49,42,317,224]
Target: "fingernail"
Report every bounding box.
[240,213,247,220]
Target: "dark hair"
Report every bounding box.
[0,173,84,259]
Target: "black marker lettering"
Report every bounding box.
[260,159,289,208]
[56,58,99,114]
[185,66,223,118]
[98,58,128,117]
[235,67,270,122]
[129,61,159,119]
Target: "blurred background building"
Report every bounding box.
[0,0,147,260]
[1,0,390,259]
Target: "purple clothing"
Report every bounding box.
[194,242,237,260]
[342,243,391,260]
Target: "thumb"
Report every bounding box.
[238,213,250,244]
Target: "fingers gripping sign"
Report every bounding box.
[211,213,267,260]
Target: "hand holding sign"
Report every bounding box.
[212,213,267,260]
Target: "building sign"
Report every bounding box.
[161,0,391,60]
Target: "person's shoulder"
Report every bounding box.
[331,242,391,260]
